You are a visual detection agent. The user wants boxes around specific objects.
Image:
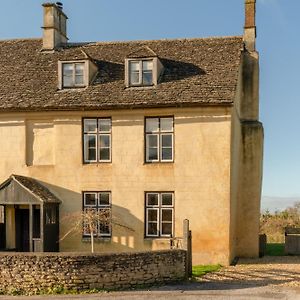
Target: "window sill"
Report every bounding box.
[58,86,88,92]
[125,85,155,90]
[82,160,112,165]
[145,161,174,163]
[144,161,174,166]
[144,237,172,240]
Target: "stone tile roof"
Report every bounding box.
[0,36,243,112]
[11,175,61,204]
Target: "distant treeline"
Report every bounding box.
[260,202,300,243]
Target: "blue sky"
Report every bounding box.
[0,0,299,199]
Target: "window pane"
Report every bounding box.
[130,61,140,71]
[84,135,96,161]
[63,64,74,87]
[84,119,97,133]
[161,209,173,222]
[75,75,84,85]
[147,209,158,222]
[98,208,111,235]
[162,148,172,161]
[45,207,57,225]
[147,134,158,147]
[75,63,84,75]
[146,134,158,161]
[99,193,110,206]
[161,134,172,147]
[63,63,73,75]
[147,193,159,206]
[99,119,111,132]
[85,193,97,206]
[161,194,173,206]
[63,75,73,87]
[99,135,110,148]
[130,72,139,85]
[161,118,173,132]
[88,149,96,161]
[130,61,140,85]
[148,148,158,161]
[99,222,110,235]
[100,148,110,161]
[146,118,159,132]
[147,223,158,236]
[142,71,153,85]
[161,223,172,235]
[87,135,96,148]
[143,60,153,71]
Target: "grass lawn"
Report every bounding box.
[192,264,222,278]
[266,243,285,256]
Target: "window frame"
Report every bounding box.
[61,62,86,88]
[128,59,154,87]
[82,117,112,164]
[82,191,112,238]
[144,116,174,163]
[145,192,174,238]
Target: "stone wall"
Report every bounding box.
[0,250,186,293]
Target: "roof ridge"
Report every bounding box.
[0,37,42,43]
[81,35,243,47]
[0,35,243,46]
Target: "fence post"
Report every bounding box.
[183,219,192,278]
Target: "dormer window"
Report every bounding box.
[129,60,153,86]
[62,63,85,88]
[125,46,164,88]
[58,54,98,90]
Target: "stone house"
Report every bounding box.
[0,0,263,265]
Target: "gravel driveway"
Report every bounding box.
[200,256,300,288]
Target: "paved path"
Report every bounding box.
[1,256,300,299]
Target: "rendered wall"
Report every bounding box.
[0,106,232,265]
[230,50,263,259]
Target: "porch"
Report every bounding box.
[0,175,60,252]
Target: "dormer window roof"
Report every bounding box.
[125,46,164,88]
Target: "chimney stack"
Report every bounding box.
[244,0,256,52]
[42,2,68,51]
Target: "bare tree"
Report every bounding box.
[60,209,133,253]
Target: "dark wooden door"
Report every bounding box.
[15,209,30,252]
[0,223,5,249]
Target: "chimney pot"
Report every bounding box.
[56,2,63,10]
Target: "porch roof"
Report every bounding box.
[0,175,61,205]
